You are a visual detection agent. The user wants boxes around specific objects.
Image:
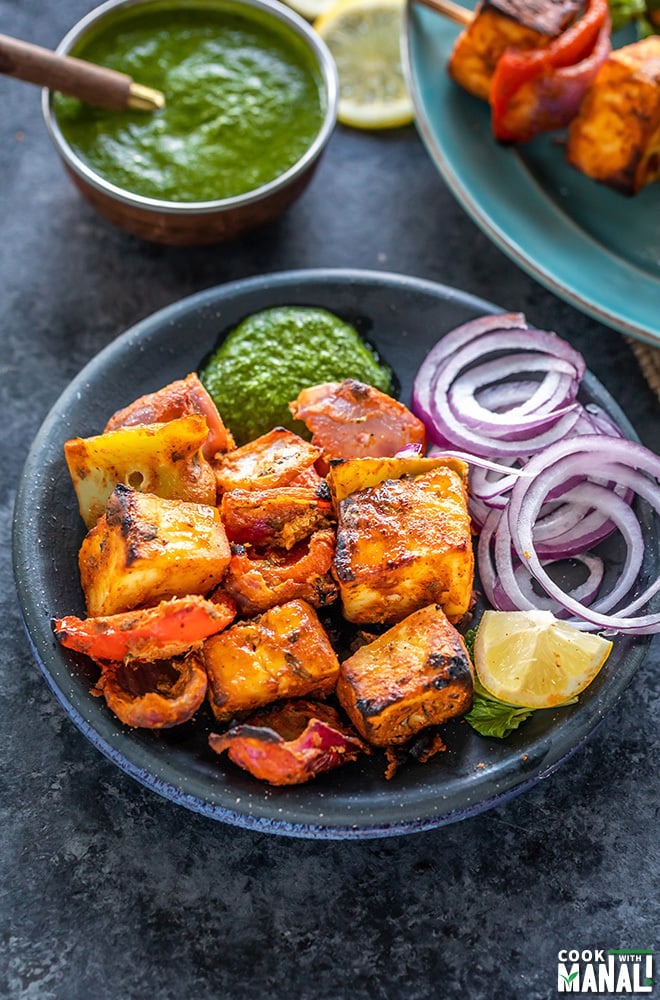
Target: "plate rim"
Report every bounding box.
[402,4,660,350]
[12,266,655,839]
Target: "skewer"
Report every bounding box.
[413,0,473,27]
[0,32,165,111]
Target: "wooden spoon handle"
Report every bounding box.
[413,0,473,26]
[0,33,164,111]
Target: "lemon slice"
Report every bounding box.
[283,0,335,20]
[474,610,613,709]
[315,0,414,129]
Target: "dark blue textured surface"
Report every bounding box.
[1,2,659,996]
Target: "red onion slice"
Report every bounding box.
[412,313,528,420]
[513,554,605,614]
[449,354,580,434]
[415,314,660,633]
[476,380,544,412]
[506,437,660,633]
[425,330,584,455]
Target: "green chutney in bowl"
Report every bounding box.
[44,0,338,243]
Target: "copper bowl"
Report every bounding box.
[42,0,338,245]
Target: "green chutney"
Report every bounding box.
[54,2,325,202]
[200,307,393,444]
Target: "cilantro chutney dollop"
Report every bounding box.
[199,307,393,444]
[53,3,325,203]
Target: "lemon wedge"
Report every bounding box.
[315,0,414,129]
[473,610,613,709]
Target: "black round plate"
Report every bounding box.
[12,269,658,839]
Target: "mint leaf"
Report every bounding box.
[461,625,533,738]
[465,677,534,739]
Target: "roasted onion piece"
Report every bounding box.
[209,700,368,785]
[97,651,208,729]
[214,427,322,495]
[104,373,235,460]
[290,379,426,467]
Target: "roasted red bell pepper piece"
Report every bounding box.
[490,0,611,143]
[223,529,338,615]
[209,700,368,785]
[98,651,208,729]
[54,593,236,663]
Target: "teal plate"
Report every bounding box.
[403,7,660,348]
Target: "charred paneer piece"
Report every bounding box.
[337,604,474,746]
[214,428,322,495]
[203,599,339,722]
[566,36,660,195]
[79,485,230,616]
[333,466,473,625]
[448,0,583,100]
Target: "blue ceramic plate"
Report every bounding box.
[403,8,660,348]
[12,270,658,839]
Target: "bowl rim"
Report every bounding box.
[42,0,339,215]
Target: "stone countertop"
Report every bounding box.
[1,2,658,997]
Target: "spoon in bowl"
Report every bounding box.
[0,32,165,111]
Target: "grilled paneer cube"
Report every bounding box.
[203,599,339,722]
[448,0,582,100]
[334,466,473,625]
[336,604,474,746]
[214,428,322,495]
[566,36,660,195]
[65,414,216,528]
[79,485,230,616]
[327,454,469,505]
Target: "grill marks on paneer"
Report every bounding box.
[57,374,477,777]
[79,485,231,616]
[337,604,474,746]
[203,599,340,722]
[333,467,474,625]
